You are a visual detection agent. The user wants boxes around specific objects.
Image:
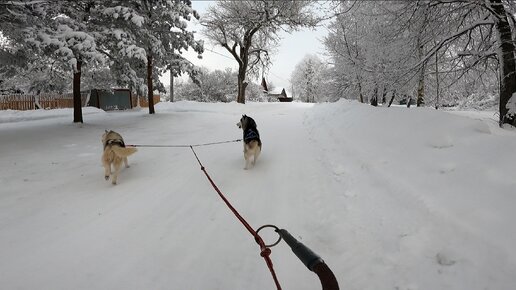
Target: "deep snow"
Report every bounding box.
[0,100,515,290]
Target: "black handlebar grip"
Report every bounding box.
[277,229,324,271]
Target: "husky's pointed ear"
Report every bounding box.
[105,130,108,133]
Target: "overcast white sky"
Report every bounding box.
[161,0,329,96]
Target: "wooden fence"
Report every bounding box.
[1,93,159,111]
[131,95,160,108]
[0,93,88,111]
[0,94,35,110]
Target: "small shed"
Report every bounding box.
[88,89,133,110]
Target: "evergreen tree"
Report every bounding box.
[21,1,106,122]
[97,0,203,114]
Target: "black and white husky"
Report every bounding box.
[237,115,262,169]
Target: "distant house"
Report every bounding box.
[261,78,292,102]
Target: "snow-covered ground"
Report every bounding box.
[1,100,515,290]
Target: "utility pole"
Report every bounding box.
[169,67,174,102]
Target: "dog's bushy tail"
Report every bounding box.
[112,146,137,157]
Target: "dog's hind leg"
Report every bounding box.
[247,156,255,169]
[124,157,130,168]
[243,144,248,170]
[103,163,111,180]
[244,150,255,169]
[252,148,261,166]
[111,160,122,185]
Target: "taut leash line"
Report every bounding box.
[126,138,242,148]
[189,145,282,290]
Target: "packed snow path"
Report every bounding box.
[1,101,515,290]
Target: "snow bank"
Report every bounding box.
[0,106,105,124]
[0,100,514,290]
[305,99,516,289]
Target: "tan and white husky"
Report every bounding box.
[237,115,262,169]
[101,130,137,185]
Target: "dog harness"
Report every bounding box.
[104,139,125,149]
[244,129,260,143]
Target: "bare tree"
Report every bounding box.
[324,1,415,104]
[489,0,516,126]
[202,0,318,103]
[291,54,328,102]
[325,0,516,126]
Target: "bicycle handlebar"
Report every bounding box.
[277,229,339,290]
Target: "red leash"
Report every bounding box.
[189,146,282,290]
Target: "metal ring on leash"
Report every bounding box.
[256,224,282,248]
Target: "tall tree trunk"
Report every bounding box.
[357,78,364,103]
[237,67,247,104]
[370,86,378,107]
[415,6,428,108]
[435,52,440,109]
[416,43,425,107]
[417,66,425,107]
[73,59,83,123]
[388,91,396,107]
[491,0,516,126]
[381,86,387,105]
[147,54,155,114]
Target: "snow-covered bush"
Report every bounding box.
[457,93,497,111]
